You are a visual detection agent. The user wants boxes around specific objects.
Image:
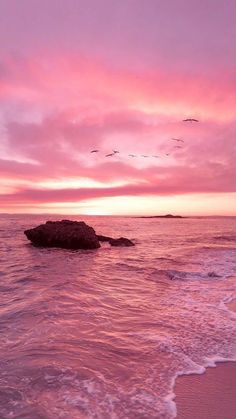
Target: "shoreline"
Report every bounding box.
[173,298,236,419]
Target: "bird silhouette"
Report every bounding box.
[105,153,115,157]
[152,155,160,158]
[112,150,119,154]
[128,154,136,157]
[183,118,199,122]
[90,150,99,153]
[171,138,184,143]
[141,155,149,158]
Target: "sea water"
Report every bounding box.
[0,214,236,418]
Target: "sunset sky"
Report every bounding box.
[0,0,235,215]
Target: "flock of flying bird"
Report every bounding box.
[90,118,199,159]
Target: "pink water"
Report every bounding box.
[0,215,236,418]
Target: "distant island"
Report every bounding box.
[138,214,184,219]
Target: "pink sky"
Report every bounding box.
[0,0,236,215]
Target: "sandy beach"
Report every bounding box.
[175,299,236,419]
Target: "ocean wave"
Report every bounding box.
[151,269,224,281]
[213,235,236,242]
[1,214,236,418]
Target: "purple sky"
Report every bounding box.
[1,0,235,68]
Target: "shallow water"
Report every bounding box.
[0,214,236,418]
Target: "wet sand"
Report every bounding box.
[227,299,236,313]
[175,300,236,419]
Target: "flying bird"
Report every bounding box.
[90,149,99,153]
[112,150,119,154]
[152,155,160,158]
[183,118,199,122]
[128,154,136,157]
[105,153,115,157]
[171,138,184,143]
[141,155,149,158]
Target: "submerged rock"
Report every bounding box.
[207,271,221,278]
[97,235,135,247]
[24,220,135,250]
[96,234,112,242]
[24,220,100,250]
[109,237,135,247]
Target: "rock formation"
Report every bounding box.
[139,214,183,219]
[24,220,100,250]
[109,237,135,247]
[24,220,135,249]
[95,235,134,246]
[96,234,112,242]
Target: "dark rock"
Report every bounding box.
[207,271,221,278]
[109,237,135,247]
[24,220,135,250]
[139,214,184,219]
[24,220,100,250]
[97,234,135,246]
[96,234,112,242]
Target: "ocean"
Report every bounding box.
[0,214,236,418]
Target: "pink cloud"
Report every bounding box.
[1,54,236,120]
[1,155,235,206]
[0,52,236,213]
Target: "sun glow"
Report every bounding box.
[35,178,130,190]
[2,193,235,216]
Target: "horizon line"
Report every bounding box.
[0,212,236,218]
